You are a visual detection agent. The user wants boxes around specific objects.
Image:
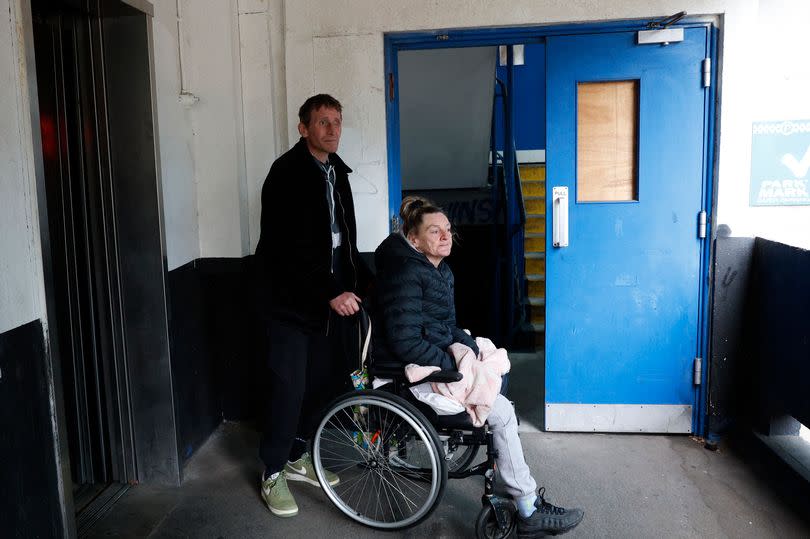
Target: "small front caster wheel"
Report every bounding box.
[475,503,517,539]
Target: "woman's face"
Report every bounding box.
[410,212,453,266]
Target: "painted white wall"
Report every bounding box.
[716,0,810,248]
[174,0,247,260]
[152,0,285,268]
[152,0,199,269]
[0,0,46,333]
[279,0,810,251]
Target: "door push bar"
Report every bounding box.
[552,186,568,248]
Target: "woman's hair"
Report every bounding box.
[400,195,444,237]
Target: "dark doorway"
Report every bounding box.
[32,0,173,530]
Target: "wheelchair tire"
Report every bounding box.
[475,503,518,539]
[313,389,448,530]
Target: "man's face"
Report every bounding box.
[299,106,342,159]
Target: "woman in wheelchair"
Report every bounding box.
[309,195,582,538]
[374,196,582,536]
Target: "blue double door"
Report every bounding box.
[544,28,711,432]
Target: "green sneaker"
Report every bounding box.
[261,471,298,517]
[285,452,340,487]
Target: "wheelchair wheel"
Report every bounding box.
[475,503,518,539]
[313,390,447,530]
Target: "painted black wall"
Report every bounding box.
[168,257,264,470]
[708,237,810,438]
[708,237,755,440]
[0,320,64,537]
[749,238,810,430]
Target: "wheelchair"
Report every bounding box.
[310,356,518,538]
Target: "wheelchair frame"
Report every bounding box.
[311,364,517,538]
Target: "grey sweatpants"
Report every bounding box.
[487,394,537,498]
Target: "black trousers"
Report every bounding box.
[259,315,356,474]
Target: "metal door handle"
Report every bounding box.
[552,186,569,248]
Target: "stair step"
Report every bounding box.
[525,255,545,274]
[524,234,545,253]
[519,164,546,181]
[521,181,545,197]
[525,252,545,259]
[525,216,545,233]
[528,280,545,297]
[528,297,546,306]
[525,198,545,214]
[526,274,545,281]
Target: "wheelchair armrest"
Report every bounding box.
[369,362,463,384]
[368,362,406,380]
[420,370,463,383]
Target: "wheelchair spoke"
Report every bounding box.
[375,467,422,513]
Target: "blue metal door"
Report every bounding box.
[545,28,711,432]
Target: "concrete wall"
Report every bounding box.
[0,0,46,334]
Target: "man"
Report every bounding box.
[254,94,371,517]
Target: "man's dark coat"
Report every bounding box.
[255,138,371,332]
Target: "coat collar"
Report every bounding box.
[293,137,352,174]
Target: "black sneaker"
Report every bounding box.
[517,487,584,537]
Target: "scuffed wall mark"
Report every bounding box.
[721,266,737,287]
[348,170,379,195]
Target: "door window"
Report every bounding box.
[577,80,639,202]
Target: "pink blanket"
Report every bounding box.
[404,337,510,426]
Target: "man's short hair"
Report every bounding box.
[298,94,342,126]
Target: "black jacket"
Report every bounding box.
[372,233,479,371]
[255,138,371,331]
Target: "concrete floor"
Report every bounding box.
[87,355,810,538]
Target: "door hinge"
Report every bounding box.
[693,357,702,385]
[698,210,707,239]
[390,213,401,232]
[388,72,395,101]
[702,58,711,88]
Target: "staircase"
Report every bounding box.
[520,163,546,347]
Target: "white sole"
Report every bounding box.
[262,492,298,517]
[267,504,298,517]
[285,472,340,488]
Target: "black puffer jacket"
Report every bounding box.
[372,233,479,371]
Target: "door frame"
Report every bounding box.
[384,16,719,435]
[20,0,170,534]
